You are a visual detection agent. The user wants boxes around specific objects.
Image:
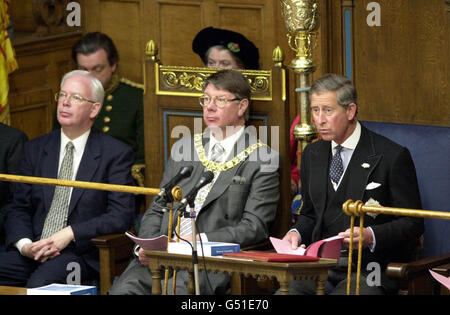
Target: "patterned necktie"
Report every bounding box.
[41,141,75,239]
[179,143,224,237]
[210,142,225,163]
[329,145,344,185]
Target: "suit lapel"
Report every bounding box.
[309,140,330,216]
[68,130,101,214]
[42,132,61,212]
[343,126,381,201]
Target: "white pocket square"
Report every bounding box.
[366,182,381,190]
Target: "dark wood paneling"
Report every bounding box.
[329,0,449,126]
[9,32,82,140]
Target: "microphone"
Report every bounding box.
[158,165,194,200]
[179,171,215,209]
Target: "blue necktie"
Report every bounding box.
[329,145,344,185]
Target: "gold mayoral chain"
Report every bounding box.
[194,133,266,173]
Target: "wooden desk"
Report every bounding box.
[432,263,450,295]
[0,286,27,295]
[145,251,337,295]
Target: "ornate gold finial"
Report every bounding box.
[145,40,158,59]
[272,46,285,65]
[171,186,183,202]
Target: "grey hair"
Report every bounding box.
[309,73,357,109]
[60,70,104,104]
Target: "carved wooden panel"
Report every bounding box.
[83,0,149,84]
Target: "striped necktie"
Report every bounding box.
[41,141,74,239]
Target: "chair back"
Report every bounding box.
[143,41,292,237]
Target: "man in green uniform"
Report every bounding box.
[55,32,145,167]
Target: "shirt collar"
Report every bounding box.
[209,126,245,160]
[60,129,91,154]
[332,121,361,151]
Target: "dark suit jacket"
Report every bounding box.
[4,128,135,271]
[0,123,28,241]
[140,130,280,248]
[293,124,424,272]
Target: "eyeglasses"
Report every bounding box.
[199,96,241,108]
[55,91,96,105]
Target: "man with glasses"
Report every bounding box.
[0,70,135,288]
[54,32,144,165]
[110,69,280,295]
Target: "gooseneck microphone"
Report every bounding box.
[157,165,194,201]
[179,171,215,209]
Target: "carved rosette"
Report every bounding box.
[32,0,74,36]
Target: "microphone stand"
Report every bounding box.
[162,186,182,295]
[188,202,201,296]
[178,200,201,295]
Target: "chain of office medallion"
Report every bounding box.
[194,133,266,173]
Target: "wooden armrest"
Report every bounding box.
[432,263,450,276]
[387,252,450,279]
[131,164,146,187]
[91,233,132,248]
[92,233,134,295]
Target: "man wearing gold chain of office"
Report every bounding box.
[110,69,280,295]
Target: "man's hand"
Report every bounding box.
[282,230,303,250]
[338,227,374,249]
[138,247,150,266]
[47,226,75,252]
[22,239,58,262]
[23,226,75,262]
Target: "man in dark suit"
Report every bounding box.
[109,69,280,295]
[0,123,28,246]
[0,70,135,287]
[283,74,424,295]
